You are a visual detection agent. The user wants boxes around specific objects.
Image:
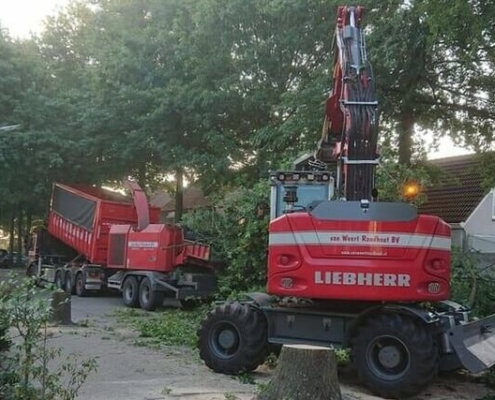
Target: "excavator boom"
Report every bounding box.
[317,6,379,201]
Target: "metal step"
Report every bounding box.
[107,270,125,290]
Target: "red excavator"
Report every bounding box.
[197,5,495,399]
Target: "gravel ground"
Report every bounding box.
[1,267,492,400]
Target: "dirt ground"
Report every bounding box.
[1,268,492,400]
[60,295,492,400]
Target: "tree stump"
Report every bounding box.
[256,344,342,400]
[50,291,72,325]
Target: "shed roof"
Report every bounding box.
[162,185,209,212]
[149,191,173,209]
[418,154,486,223]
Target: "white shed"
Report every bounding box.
[461,189,495,253]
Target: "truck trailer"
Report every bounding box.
[27,180,216,311]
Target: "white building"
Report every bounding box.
[419,154,494,254]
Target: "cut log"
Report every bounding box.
[50,291,72,325]
[256,344,342,400]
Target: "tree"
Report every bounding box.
[0,0,493,246]
[367,0,495,164]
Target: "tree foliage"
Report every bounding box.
[182,180,270,297]
[364,0,495,164]
[0,0,494,260]
[0,275,97,399]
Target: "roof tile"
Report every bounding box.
[418,154,487,223]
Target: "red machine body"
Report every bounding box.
[38,180,215,308]
[107,223,210,271]
[267,206,451,302]
[47,183,161,265]
[265,5,453,303]
[47,182,210,271]
[322,7,365,145]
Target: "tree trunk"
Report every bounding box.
[16,205,23,264]
[8,211,14,255]
[50,291,72,325]
[175,167,184,223]
[256,345,342,400]
[25,211,32,254]
[137,163,147,189]
[398,109,414,166]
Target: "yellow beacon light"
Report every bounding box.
[403,182,420,199]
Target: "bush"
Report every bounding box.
[450,247,495,318]
[0,273,97,400]
[0,310,10,353]
[182,180,270,298]
[0,276,14,393]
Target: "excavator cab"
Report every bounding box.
[270,153,336,220]
[269,170,335,220]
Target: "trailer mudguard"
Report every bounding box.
[449,313,495,374]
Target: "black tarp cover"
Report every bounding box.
[52,185,96,231]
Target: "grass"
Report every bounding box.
[335,348,350,364]
[76,319,94,328]
[161,386,172,395]
[255,382,269,396]
[235,370,255,384]
[113,306,208,348]
[263,352,278,369]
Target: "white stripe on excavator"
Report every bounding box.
[269,232,451,251]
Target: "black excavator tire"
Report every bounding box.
[351,313,438,399]
[197,302,269,374]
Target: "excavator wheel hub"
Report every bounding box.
[218,328,238,350]
[377,344,403,369]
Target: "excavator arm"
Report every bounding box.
[316,6,379,201]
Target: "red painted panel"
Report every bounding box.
[267,212,451,302]
[183,241,210,262]
[125,224,184,272]
[47,183,161,265]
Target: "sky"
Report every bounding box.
[0,0,70,38]
[0,0,474,160]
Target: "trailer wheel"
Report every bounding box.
[122,276,139,308]
[197,302,269,374]
[55,271,64,290]
[75,272,87,297]
[352,313,438,399]
[139,277,163,311]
